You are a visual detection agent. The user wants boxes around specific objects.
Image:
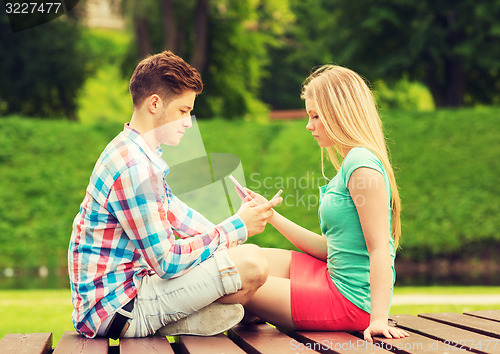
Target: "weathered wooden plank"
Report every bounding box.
[52,331,108,354]
[228,324,300,354]
[177,333,246,354]
[372,330,468,353]
[420,312,500,338]
[120,336,174,353]
[0,333,52,354]
[465,310,500,323]
[390,314,500,354]
[288,331,393,354]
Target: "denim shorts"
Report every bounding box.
[97,249,241,338]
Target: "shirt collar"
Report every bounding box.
[123,123,170,175]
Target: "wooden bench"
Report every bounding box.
[1,310,499,353]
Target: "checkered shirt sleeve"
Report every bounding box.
[107,164,248,279]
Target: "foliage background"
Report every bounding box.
[0,1,499,288]
[1,107,499,272]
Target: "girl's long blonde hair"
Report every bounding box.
[301,65,401,247]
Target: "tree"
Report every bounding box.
[0,13,90,119]
[326,0,500,107]
[260,0,500,109]
[260,0,337,110]
[121,0,294,118]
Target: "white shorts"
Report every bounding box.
[97,249,241,338]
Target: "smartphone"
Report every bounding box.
[229,174,250,200]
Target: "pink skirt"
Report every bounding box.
[290,251,370,331]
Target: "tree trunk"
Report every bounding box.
[191,0,209,74]
[133,1,152,59]
[424,57,465,108]
[424,9,466,108]
[58,86,76,121]
[424,58,446,108]
[444,12,466,107]
[445,58,465,107]
[161,0,177,52]
[176,25,185,58]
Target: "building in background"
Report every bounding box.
[84,0,124,30]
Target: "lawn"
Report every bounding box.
[1,287,499,346]
[0,290,73,346]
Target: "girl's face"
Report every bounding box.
[305,97,334,148]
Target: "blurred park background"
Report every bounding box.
[0,0,499,342]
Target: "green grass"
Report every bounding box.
[1,288,498,345]
[0,290,73,346]
[391,286,500,315]
[394,286,500,295]
[390,304,500,316]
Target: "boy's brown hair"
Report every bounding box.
[129,51,203,108]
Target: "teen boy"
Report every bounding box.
[68,51,282,339]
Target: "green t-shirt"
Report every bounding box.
[318,147,396,313]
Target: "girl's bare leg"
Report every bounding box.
[243,248,294,329]
[260,248,292,278]
[244,276,295,330]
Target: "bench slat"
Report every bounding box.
[372,330,468,353]
[52,331,108,354]
[420,312,500,338]
[465,310,500,323]
[390,314,500,354]
[177,333,246,354]
[0,333,52,354]
[120,336,174,353]
[229,324,298,353]
[289,331,392,354]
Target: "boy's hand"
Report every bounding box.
[237,196,282,237]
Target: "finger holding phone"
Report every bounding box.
[229,175,283,236]
[236,196,282,237]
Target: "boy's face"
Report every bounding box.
[154,90,196,146]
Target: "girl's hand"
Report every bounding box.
[363,320,409,342]
[242,188,282,223]
[244,188,269,205]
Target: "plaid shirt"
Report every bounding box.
[68,124,248,338]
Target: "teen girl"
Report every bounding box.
[245,65,409,342]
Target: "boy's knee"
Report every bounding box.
[230,244,269,289]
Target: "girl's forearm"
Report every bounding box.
[270,211,327,261]
[369,247,392,323]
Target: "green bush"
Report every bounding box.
[77,64,132,124]
[373,79,435,111]
[0,17,89,120]
[0,117,122,268]
[0,107,499,269]
[76,28,132,124]
[81,28,131,70]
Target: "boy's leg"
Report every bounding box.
[216,244,269,305]
[122,248,243,337]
